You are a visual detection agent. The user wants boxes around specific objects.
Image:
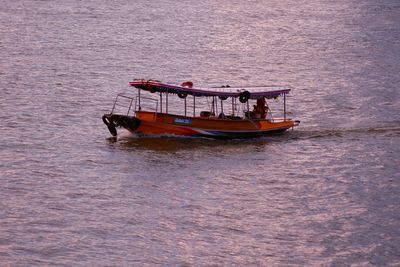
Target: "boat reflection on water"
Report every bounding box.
[105,128,302,153]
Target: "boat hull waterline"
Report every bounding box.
[103,111,299,139]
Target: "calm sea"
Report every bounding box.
[1,0,399,266]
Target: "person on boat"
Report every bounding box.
[253,97,268,119]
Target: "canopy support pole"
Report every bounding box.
[166,92,168,114]
[138,89,141,110]
[160,93,162,113]
[193,96,196,117]
[284,94,286,121]
[215,97,218,115]
[184,97,187,116]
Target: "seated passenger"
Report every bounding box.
[253,97,267,119]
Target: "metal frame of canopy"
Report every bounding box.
[128,79,291,120]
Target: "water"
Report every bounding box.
[1,0,399,266]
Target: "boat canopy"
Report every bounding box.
[129,79,290,99]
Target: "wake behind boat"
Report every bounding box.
[102,79,300,139]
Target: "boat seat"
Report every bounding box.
[225,115,242,120]
[200,111,215,117]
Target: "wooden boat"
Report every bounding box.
[102,79,300,139]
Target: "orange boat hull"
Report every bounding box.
[104,111,298,138]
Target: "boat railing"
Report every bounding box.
[134,95,158,114]
[110,93,136,116]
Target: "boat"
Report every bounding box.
[102,79,300,139]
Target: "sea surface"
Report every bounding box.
[1,0,399,266]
